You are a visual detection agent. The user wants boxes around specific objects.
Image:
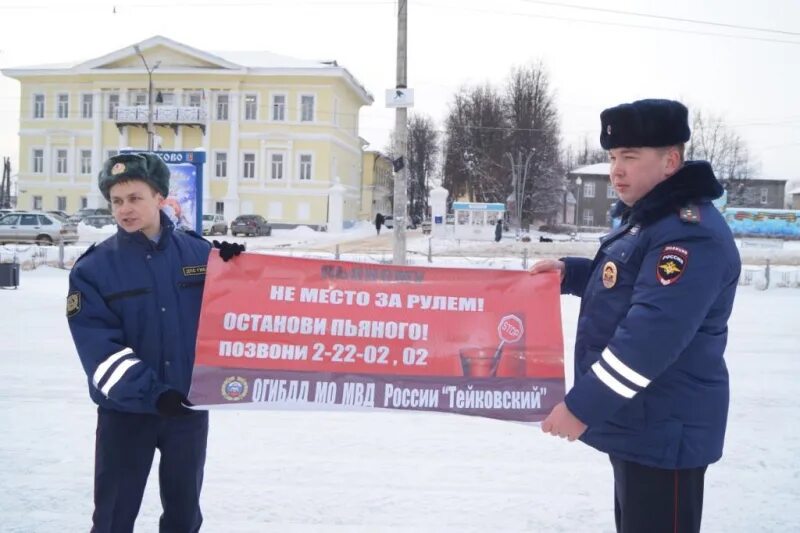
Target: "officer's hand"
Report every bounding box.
[156,389,194,417]
[541,401,586,441]
[530,259,565,282]
[212,240,245,262]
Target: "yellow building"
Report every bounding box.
[1,35,373,228]
[360,150,393,221]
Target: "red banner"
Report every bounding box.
[189,253,565,422]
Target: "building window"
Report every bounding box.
[583,181,595,198]
[606,183,616,199]
[57,94,69,119]
[215,152,228,178]
[271,94,286,121]
[300,95,315,122]
[271,154,284,180]
[80,150,92,174]
[244,94,258,120]
[57,196,67,211]
[106,149,118,160]
[107,93,119,119]
[760,187,769,205]
[131,91,147,106]
[243,153,256,178]
[81,196,88,209]
[33,94,45,119]
[582,209,594,226]
[215,201,224,215]
[33,149,44,173]
[81,94,93,119]
[159,92,175,106]
[299,154,312,180]
[56,150,68,174]
[216,93,229,120]
[33,196,43,210]
[185,91,202,108]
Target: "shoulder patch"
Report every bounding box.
[656,245,688,286]
[66,291,82,318]
[679,205,701,224]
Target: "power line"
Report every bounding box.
[519,0,800,37]
[416,1,800,46]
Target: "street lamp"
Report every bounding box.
[133,45,161,152]
[575,176,583,232]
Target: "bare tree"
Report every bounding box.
[443,84,508,203]
[406,114,439,220]
[686,110,756,205]
[442,62,564,226]
[563,136,607,171]
[504,62,563,225]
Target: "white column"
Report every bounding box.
[327,180,345,233]
[118,91,129,150]
[429,185,449,239]
[260,139,267,189]
[202,91,212,214]
[286,140,293,189]
[88,91,103,207]
[44,134,52,182]
[69,134,77,184]
[225,90,240,218]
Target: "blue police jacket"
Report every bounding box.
[561,161,740,469]
[67,211,211,414]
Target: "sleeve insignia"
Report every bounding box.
[656,245,688,286]
[602,261,618,288]
[67,291,82,317]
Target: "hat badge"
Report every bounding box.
[111,162,126,175]
[607,125,612,135]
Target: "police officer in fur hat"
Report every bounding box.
[532,99,740,532]
[67,152,244,532]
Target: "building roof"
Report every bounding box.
[1,35,373,104]
[569,163,610,176]
[789,187,800,195]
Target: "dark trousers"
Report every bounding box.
[92,407,209,533]
[610,456,707,533]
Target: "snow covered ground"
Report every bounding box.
[1,247,799,531]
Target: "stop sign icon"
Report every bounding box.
[497,314,524,344]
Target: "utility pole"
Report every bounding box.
[392,0,408,265]
[134,45,160,152]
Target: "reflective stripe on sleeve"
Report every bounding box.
[92,347,134,387]
[591,361,636,399]
[99,359,141,397]
[602,347,651,388]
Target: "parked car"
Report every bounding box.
[82,215,116,229]
[47,210,70,220]
[0,212,79,245]
[202,214,228,236]
[383,215,416,230]
[68,208,113,225]
[230,215,272,237]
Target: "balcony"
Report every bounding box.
[114,105,207,134]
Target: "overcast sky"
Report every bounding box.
[1,0,798,181]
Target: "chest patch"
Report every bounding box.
[602,261,618,288]
[182,265,207,277]
[657,245,688,286]
[67,291,81,318]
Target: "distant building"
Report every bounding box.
[360,150,393,220]
[566,163,615,228]
[725,177,787,209]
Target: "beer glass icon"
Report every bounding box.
[460,315,525,378]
